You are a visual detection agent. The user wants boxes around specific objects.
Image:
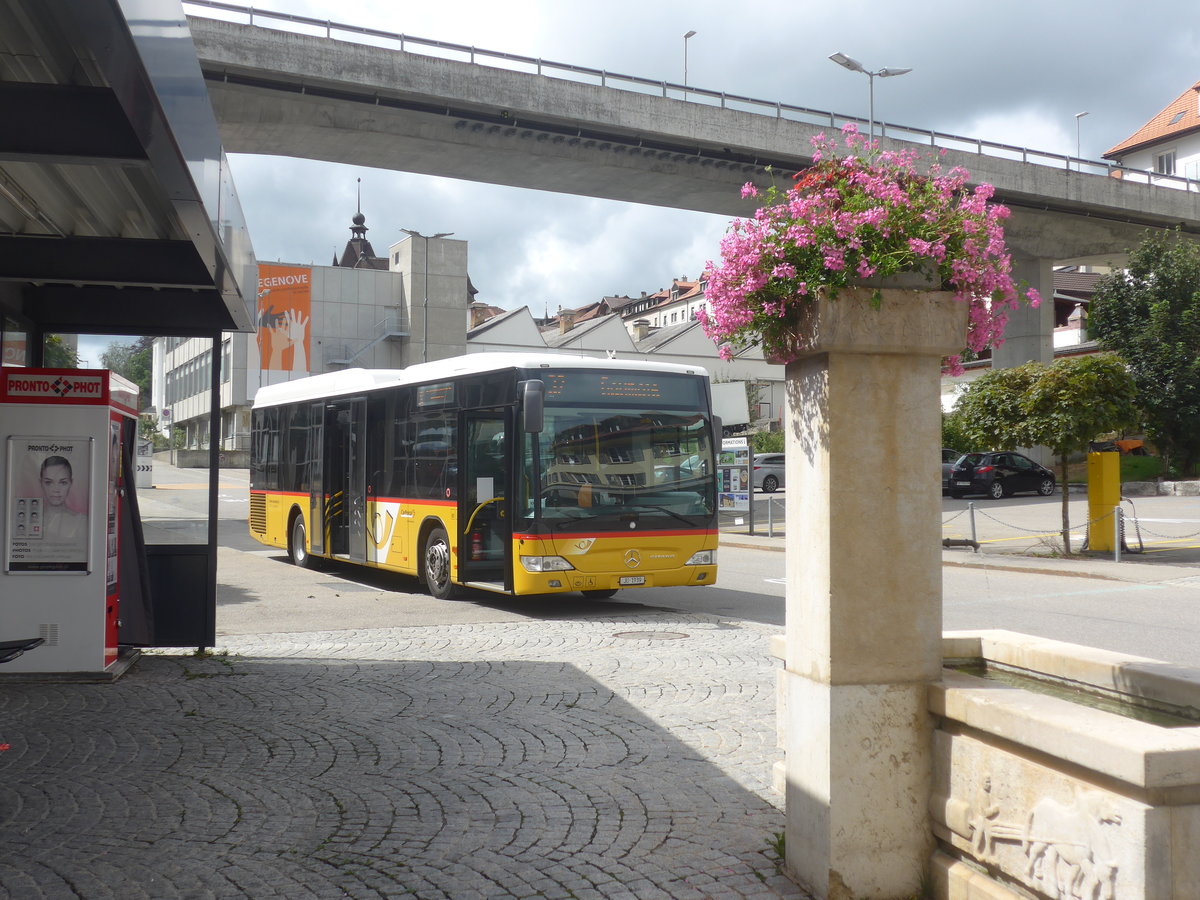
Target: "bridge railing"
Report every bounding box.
[183,0,1200,194]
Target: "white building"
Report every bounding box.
[153,212,470,450]
[468,305,786,432]
[1104,79,1200,179]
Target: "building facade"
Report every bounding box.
[153,213,470,450]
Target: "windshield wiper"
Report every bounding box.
[624,503,695,528]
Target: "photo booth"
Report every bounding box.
[1,368,147,675]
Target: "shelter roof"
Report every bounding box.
[0,0,255,340]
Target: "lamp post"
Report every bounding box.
[1075,111,1089,171]
[828,51,911,147]
[683,30,696,99]
[400,228,453,363]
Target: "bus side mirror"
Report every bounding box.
[520,379,544,433]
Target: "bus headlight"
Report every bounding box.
[520,555,575,573]
[685,549,715,565]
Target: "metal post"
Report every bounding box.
[968,502,977,546]
[768,496,774,538]
[867,71,875,146]
[683,30,695,99]
[1114,505,1123,563]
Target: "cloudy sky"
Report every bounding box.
[80,0,1200,362]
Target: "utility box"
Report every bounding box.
[1086,451,1121,552]
[1,368,140,675]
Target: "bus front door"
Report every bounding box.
[459,408,513,591]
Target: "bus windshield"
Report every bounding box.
[522,405,715,526]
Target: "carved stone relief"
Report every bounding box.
[933,734,1135,900]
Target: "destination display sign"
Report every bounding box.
[541,371,705,408]
[416,381,455,408]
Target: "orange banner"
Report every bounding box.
[2,338,26,367]
[257,264,312,372]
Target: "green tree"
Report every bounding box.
[100,336,153,408]
[1089,230,1200,476]
[43,334,79,368]
[752,430,785,453]
[941,409,972,453]
[954,355,1138,554]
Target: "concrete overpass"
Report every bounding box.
[185,7,1200,366]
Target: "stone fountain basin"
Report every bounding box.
[931,630,1200,900]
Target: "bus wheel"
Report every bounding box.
[581,589,618,599]
[423,526,460,600]
[290,514,318,570]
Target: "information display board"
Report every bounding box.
[718,437,751,513]
[5,435,94,573]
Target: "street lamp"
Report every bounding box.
[1075,111,1089,170]
[400,228,454,363]
[683,30,696,99]
[828,51,911,147]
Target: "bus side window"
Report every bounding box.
[260,407,281,491]
[284,403,310,493]
[366,399,386,498]
[412,413,456,499]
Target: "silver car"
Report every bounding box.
[753,453,785,492]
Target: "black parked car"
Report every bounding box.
[947,451,1056,500]
[941,448,961,494]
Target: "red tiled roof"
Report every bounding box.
[1104,80,1200,159]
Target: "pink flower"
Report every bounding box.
[698,126,1038,372]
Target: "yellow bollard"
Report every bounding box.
[1087,451,1121,551]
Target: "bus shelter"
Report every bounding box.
[0,0,256,657]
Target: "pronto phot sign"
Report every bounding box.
[0,368,137,413]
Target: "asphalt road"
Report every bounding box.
[143,460,1200,668]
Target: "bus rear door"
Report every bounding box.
[459,408,513,592]
[323,397,367,562]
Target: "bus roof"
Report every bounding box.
[252,352,710,409]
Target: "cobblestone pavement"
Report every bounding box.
[0,614,806,899]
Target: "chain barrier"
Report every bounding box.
[942,493,1200,559]
[965,504,1074,535]
[940,506,969,524]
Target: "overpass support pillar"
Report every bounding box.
[991,254,1055,369]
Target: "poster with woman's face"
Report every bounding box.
[5,436,92,573]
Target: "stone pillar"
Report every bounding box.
[782,288,967,899]
[990,254,1055,369]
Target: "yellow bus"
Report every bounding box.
[249,353,719,599]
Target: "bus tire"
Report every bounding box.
[581,589,618,599]
[289,513,318,570]
[423,525,460,600]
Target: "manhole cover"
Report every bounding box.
[612,631,689,641]
[317,581,380,593]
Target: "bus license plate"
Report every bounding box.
[619,576,646,586]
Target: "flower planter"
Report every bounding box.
[932,630,1200,900]
[775,630,1200,899]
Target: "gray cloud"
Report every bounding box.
[215,0,1199,314]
